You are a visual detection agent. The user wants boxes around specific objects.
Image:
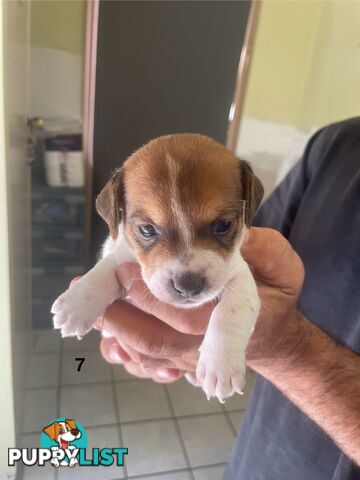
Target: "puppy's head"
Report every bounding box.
[43,420,81,445]
[97,134,263,307]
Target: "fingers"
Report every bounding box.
[241,227,304,292]
[100,337,131,364]
[69,276,82,288]
[100,337,182,383]
[125,362,182,384]
[101,298,202,359]
[117,263,212,335]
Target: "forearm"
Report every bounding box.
[251,311,360,465]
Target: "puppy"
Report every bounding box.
[43,419,81,467]
[52,134,264,401]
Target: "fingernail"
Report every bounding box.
[156,368,172,379]
[108,346,123,364]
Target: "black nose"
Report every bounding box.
[171,272,205,298]
[71,429,79,436]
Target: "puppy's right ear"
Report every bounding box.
[96,168,124,239]
[43,423,56,440]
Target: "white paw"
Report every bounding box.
[69,457,78,467]
[51,281,103,339]
[196,338,246,403]
[50,458,60,468]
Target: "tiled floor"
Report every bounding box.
[20,329,255,480]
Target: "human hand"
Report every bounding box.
[98,227,304,380]
[97,269,213,383]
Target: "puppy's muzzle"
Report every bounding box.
[171,272,206,298]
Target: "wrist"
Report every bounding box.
[247,309,312,377]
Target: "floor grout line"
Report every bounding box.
[21,408,247,436]
[163,384,195,480]
[111,367,128,479]
[26,377,141,391]
[54,336,64,480]
[222,405,238,437]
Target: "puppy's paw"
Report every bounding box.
[50,458,60,468]
[196,338,246,403]
[51,281,103,339]
[69,457,78,467]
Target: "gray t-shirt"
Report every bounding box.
[225,118,360,480]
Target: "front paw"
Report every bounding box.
[196,338,246,403]
[51,282,102,339]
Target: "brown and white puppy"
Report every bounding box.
[43,419,81,467]
[52,134,264,401]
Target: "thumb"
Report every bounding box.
[241,227,304,293]
[117,262,142,290]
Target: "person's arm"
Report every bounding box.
[241,230,360,465]
[98,228,360,465]
[250,311,360,466]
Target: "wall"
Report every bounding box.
[237,0,360,196]
[31,0,85,55]
[0,2,16,474]
[30,0,85,120]
[0,0,32,475]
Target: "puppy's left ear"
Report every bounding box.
[239,160,264,226]
[66,419,76,430]
[96,168,125,239]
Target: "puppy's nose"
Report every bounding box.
[171,272,205,298]
[71,429,80,436]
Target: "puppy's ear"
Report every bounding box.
[96,168,124,239]
[66,419,76,430]
[43,422,57,440]
[239,160,264,227]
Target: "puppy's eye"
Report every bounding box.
[138,224,158,239]
[59,428,64,434]
[212,219,232,236]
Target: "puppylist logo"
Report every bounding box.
[8,418,127,469]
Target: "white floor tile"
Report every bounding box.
[23,388,57,433]
[228,410,245,432]
[21,433,55,480]
[167,378,223,417]
[131,471,192,480]
[223,372,255,412]
[27,353,60,388]
[178,413,235,467]
[116,380,171,422]
[31,329,61,353]
[59,383,116,427]
[23,464,55,480]
[62,350,112,385]
[121,419,187,476]
[193,464,226,480]
[58,425,125,480]
[58,463,124,480]
[113,365,135,381]
[62,330,100,352]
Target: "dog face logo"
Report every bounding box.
[43,419,82,449]
[42,419,83,467]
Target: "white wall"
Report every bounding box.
[236,118,311,199]
[30,46,83,120]
[0,2,17,476]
